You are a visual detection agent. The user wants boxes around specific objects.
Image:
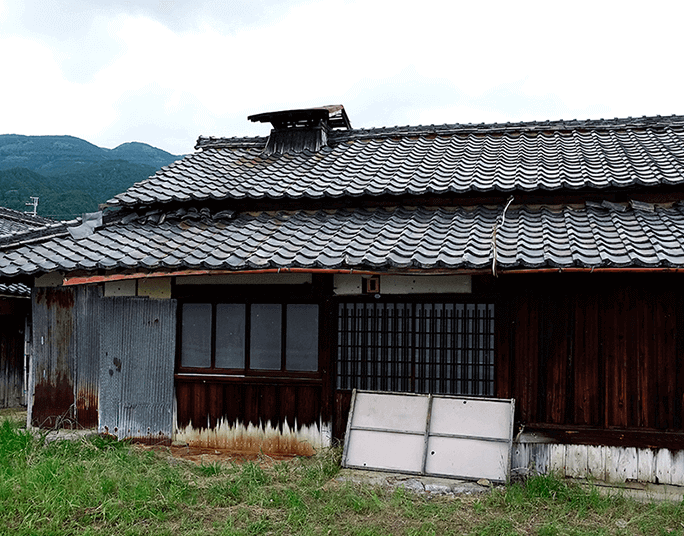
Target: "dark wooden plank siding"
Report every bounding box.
[511,288,540,425]
[572,290,601,426]
[334,390,353,440]
[0,312,26,408]
[176,379,322,432]
[498,273,684,446]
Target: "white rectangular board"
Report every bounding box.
[430,397,512,440]
[344,429,426,473]
[350,392,429,433]
[343,390,515,482]
[425,436,510,481]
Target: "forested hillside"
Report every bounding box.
[0,135,182,220]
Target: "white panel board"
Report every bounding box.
[104,280,136,297]
[430,397,511,439]
[344,429,426,473]
[350,392,428,433]
[343,390,514,482]
[426,436,510,481]
[333,274,472,295]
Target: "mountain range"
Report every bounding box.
[0,135,182,220]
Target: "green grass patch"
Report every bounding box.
[1,417,684,534]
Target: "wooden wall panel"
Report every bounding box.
[540,290,571,424]
[0,313,25,408]
[603,286,630,429]
[498,273,684,444]
[511,289,540,425]
[572,289,601,426]
[175,379,322,431]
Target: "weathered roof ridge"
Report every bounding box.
[0,206,58,228]
[196,114,684,150]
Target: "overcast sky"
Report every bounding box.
[1,0,682,155]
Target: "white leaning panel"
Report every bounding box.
[350,391,429,433]
[344,429,426,473]
[425,436,510,481]
[429,397,512,440]
[342,390,515,482]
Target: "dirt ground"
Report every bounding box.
[0,409,300,465]
[149,444,299,465]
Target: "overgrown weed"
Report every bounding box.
[2,418,684,535]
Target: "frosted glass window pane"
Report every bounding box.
[181,303,211,368]
[250,304,282,370]
[216,304,245,368]
[286,304,318,371]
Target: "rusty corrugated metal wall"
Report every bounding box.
[30,285,101,427]
[99,297,176,442]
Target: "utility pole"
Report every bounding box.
[25,196,39,216]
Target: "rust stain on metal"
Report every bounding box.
[75,388,98,429]
[37,287,75,309]
[32,373,75,428]
[175,419,326,457]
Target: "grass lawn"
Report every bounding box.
[0,417,683,535]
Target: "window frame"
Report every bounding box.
[335,297,496,396]
[176,297,322,378]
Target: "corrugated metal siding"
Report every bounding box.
[74,285,101,427]
[0,313,25,408]
[31,287,77,427]
[99,297,176,442]
[30,286,101,427]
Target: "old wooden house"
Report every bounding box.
[2,107,684,485]
[0,208,62,408]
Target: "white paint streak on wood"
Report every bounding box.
[656,449,674,485]
[565,445,588,479]
[586,446,605,481]
[549,444,566,477]
[637,448,656,484]
[516,441,684,486]
[623,448,638,481]
[512,443,534,475]
[606,447,638,483]
[174,418,331,456]
[671,450,684,486]
[532,444,549,474]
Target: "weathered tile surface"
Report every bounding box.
[1,203,684,276]
[110,116,684,206]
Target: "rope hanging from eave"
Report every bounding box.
[491,195,514,277]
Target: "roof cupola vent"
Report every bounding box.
[248,105,351,155]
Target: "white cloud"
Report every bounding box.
[1,0,683,154]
